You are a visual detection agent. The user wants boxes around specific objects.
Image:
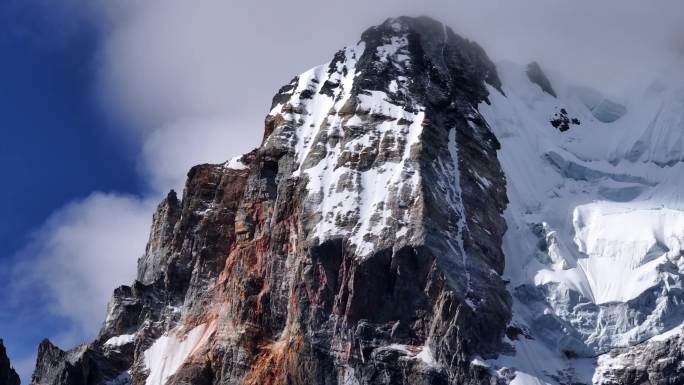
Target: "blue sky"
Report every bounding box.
[0,3,142,259]
[1,0,682,383]
[0,1,141,377]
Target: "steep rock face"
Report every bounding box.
[30,16,511,385]
[0,340,20,385]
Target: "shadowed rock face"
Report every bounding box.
[0,340,20,385]
[29,16,511,385]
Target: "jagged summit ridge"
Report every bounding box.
[264,16,503,258]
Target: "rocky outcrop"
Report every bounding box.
[0,340,20,385]
[594,326,684,385]
[30,16,511,385]
[526,61,556,97]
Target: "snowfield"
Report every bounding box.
[571,202,684,305]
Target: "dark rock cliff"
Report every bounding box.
[0,340,20,385]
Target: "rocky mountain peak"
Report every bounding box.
[267,16,501,136]
[29,15,513,385]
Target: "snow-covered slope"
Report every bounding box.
[479,60,684,383]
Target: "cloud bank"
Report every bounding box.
[12,193,155,344]
[10,2,684,382]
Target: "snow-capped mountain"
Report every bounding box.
[27,16,684,385]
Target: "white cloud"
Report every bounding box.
[12,193,155,343]
[86,0,684,132]
[140,116,258,191]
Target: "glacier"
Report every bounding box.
[480,60,684,382]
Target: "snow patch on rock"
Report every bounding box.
[143,323,214,385]
[225,156,247,170]
[104,333,136,348]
